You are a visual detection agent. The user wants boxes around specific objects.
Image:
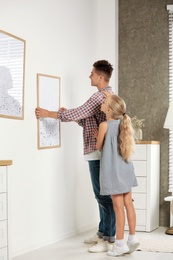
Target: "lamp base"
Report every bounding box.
[165,226,173,235]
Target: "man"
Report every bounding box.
[35,60,116,253]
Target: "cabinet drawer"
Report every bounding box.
[133,161,147,176]
[133,177,147,193]
[0,221,7,249]
[0,247,7,260]
[132,193,146,209]
[0,168,6,193]
[0,194,7,221]
[132,145,147,160]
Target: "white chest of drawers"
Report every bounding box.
[0,160,12,260]
[125,141,160,232]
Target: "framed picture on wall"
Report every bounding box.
[0,29,26,119]
[37,73,61,149]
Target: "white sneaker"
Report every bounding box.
[88,240,113,253]
[107,243,129,256]
[126,237,140,253]
[84,234,102,244]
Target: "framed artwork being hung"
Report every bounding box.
[37,73,61,149]
[0,29,26,119]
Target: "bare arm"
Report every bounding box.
[35,107,59,119]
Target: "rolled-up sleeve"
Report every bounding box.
[58,92,103,122]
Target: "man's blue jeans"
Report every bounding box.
[88,160,115,242]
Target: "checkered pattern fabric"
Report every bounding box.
[58,86,113,154]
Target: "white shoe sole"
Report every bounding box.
[89,249,108,253]
[107,248,129,256]
[126,242,140,254]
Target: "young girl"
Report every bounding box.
[93,94,140,257]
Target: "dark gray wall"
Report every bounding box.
[119,0,173,227]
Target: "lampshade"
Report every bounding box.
[164,100,173,129]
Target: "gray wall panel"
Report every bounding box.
[119,0,173,227]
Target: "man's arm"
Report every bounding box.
[35,91,105,121]
[57,92,104,122]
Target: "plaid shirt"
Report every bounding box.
[58,86,113,155]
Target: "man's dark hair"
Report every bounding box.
[93,60,113,81]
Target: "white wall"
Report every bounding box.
[0,0,118,257]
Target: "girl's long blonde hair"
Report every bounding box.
[105,95,135,161]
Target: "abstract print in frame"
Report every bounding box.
[0,29,25,119]
[37,73,61,149]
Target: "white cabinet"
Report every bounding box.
[125,142,160,232]
[0,161,12,260]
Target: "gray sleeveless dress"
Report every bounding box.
[100,120,138,195]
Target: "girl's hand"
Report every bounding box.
[93,128,99,139]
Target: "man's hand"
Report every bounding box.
[35,107,50,119]
[35,107,59,119]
